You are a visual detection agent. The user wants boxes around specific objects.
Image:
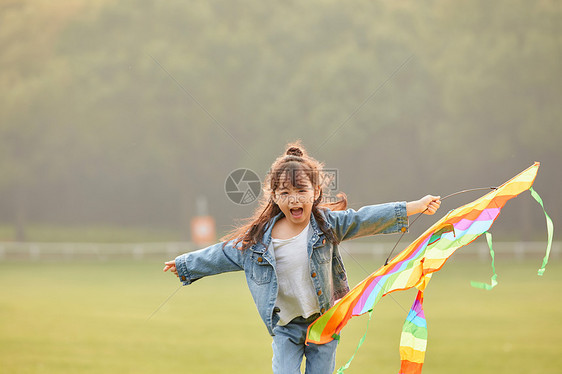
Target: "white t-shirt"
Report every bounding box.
[272,223,320,326]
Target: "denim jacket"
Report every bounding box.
[174,202,408,336]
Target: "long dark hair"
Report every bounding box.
[222,140,347,250]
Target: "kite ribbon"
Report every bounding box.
[470,232,498,290]
[336,310,373,374]
[470,186,553,287]
[530,187,554,276]
[399,290,427,374]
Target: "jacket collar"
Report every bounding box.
[252,210,325,254]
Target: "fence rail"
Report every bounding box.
[0,241,559,262]
[0,242,190,261]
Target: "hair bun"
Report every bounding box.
[286,146,304,157]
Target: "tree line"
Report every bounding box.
[1,0,560,241]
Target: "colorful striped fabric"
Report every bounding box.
[306,163,542,373]
[399,290,427,374]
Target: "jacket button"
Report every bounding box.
[311,272,317,278]
[321,308,325,313]
[180,276,186,282]
[257,256,263,262]
[273,307,280,313]
[317,290,322,296]
[322,238,326,245]
[401,226,407,233]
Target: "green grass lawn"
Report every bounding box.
[0,257,560,373]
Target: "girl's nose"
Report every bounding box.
[288,194,305,204]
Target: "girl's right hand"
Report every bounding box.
[406,195,441,216]
[163,260,178,277]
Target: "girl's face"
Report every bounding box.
[273,170,320,227]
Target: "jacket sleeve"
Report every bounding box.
[325,202,408,242]
[175,240,245,286]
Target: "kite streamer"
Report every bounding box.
[470,232,498,290]
[306,162,552,373]
[398,290,427,373]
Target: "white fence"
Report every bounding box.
[0,242,190,261]
[0,241,559,262]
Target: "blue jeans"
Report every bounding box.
[272,314,338,374]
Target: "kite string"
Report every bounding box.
[384,186,498,266]
[440,186,498,201]
[146,283,183,321]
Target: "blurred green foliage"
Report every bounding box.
[1,0,560,241]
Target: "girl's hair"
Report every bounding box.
[222,140,347,250]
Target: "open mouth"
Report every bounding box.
[290,208,304,219]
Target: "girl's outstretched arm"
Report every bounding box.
[163,241,245,285]
[406,195,441,216]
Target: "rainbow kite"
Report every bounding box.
[306,162,553,373]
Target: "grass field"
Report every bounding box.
[0,256,560,373]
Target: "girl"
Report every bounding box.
[164,142,440,374]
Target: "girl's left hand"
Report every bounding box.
[163,260,179,277]
[407,195,441,216]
